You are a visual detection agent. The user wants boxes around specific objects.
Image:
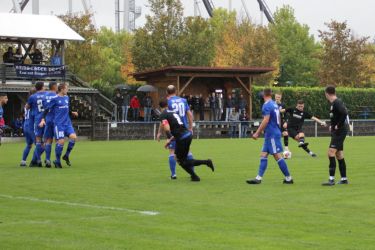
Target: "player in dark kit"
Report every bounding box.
[322,86,349,186]
[281,100,326,157]
[158,100,214,182]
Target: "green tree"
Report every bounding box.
[318,21,370,86]
[271,5,320,85]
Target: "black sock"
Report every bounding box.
[179,160,197,177]
[338,158,347,178]
[189,159,209,166]
[329,157,336,177]
[302,145,311,154]
[284,136,289,147]
[299,137,305,144]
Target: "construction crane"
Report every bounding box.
[257,0,274,24]
[202,0,214,17]
[10,0,30,13]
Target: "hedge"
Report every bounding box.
[251,86,375,119]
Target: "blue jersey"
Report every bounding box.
[0,106,3,119]
[27,91,47,123]
[262,100,281,138]
[46,95,71,126]
[43,91,58,123]
[23,107,34,130]
[167,96,190,128]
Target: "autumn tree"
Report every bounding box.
[318,21,370,86]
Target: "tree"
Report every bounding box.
[270,5,320,85]
[319,21,370,86]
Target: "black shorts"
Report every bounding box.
[287,127,302,139]
[175,135,192,163]
[329,130,347,151]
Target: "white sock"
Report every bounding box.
[329,176,335,181]
[256,175,262,180]
[285,176,292,181]
[341,177,347,181]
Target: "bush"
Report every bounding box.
[252,86,375,119]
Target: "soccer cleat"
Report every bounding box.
[206,159,215,172]
[322,179,335,186]
[36,161,43,167]
[191,175,201,182]
[170,175,177,180]
[283,179,294,184]
[29,161,38,167]
[337,179,349,185]
[45,160,52,168]
[298,142,309,148]
[53,160,62,169]
[246,179,262,184]
[20,162,27,167]
[311,153,317,157]
[62,155,71,167]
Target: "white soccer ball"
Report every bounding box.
[283,150,292,159]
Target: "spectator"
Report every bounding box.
[3,47,14,64]
[209,92,217,121]
[239,110,249,138]
[228,110,239,138]
[198,94,205,121]
[238,94,247,114]
[30,48,43,64]
[216,93,223,121]
[143,94,153,122]
[225,94,235,121]
[113,91,123,121]
[122,92,130,122]
[0,93,9,141]
[192,95,200,121]
[130,95,140,121]
[12,115,24,136]
[188,94,194,111]
[13,48,23,64]
[50,51,62,66]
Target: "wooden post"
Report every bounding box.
[249,76,253,120]
[91,93,96,140]
[177,75,180,94]
[61,40,65,65]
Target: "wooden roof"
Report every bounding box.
[133,66,274,81]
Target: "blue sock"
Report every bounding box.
[187,153,194,160]
[45,143,52,162]
[169,155,176,176]
[31,147,37,162]
[258,157,268,177]
[22,145,32,161]
[35,142,42,162]
[65,140,75,157]
[277,158,290,177]
[55,144,64,163]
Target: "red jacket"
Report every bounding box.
[130,96,140,109]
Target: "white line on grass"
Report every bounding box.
[0,194,159,216]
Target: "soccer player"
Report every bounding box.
[281,100,326,157]
[40,83,78,168]
[43,82,58,168]
[275,93,289,152]
[158,99,214,182]
[26,82,47,167]
[247,88,293,185]
[157,85,194,179]
[0,93,9,145]
[322,86,349,186]
[20,89,37,166]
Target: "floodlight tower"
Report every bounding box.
[123,0,142,32]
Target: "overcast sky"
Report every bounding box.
[1,0,374,39]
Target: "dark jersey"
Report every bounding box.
[330,98,348,132]
[285,108,312,130]
[277,102,286,124]
[160,110,189,140]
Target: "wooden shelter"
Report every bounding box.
[133,66,274,119]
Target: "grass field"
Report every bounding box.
[1,137,375,250]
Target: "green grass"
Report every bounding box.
[1,137,375,250]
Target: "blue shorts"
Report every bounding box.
[262,137,283,155]
[24,128,35,145]
[168,140,176,150]
[54,124,75,140]
[43,121,55,139]
[34,122,45,138]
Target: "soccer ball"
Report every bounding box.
[283,150,292,159]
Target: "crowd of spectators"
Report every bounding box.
[113,91,153,122]
[2,46,62,66]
